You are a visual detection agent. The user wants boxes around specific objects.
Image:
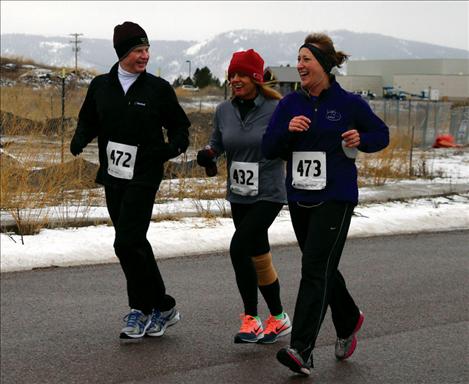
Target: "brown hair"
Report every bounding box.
[304,33,349,69]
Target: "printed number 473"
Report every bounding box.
[297,159,321,177]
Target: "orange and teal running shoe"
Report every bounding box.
[258,312,292,344]
[234,314,264,343]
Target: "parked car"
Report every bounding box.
[181,85,199,92]
[353,90,376,99]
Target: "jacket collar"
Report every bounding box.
[297,75,339,101]
[110,62,146,84]
[231,92,266,107]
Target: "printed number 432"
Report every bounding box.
[233,169,254,185]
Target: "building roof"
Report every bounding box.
[265,66,300,82]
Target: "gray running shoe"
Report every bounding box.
[335,311,364,360]
[146,307,180,337]
[276,346,313,376]
[120,309,151,340]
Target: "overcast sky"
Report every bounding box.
[1,1,468,51]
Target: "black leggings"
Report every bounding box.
[105,184,175,315]
[288,200,360,356]
[230,201,284,317]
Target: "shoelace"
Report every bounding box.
[239,315,259,332]
[124,311,143,327]
[264,316,279,333]
[336,338,347,348]
[152,309,169,327]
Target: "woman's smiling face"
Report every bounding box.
[230,72,257,100]
[297,47,326,93]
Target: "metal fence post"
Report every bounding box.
[409,125,415,177]
[396,99,400,131]
[456,106,469,144]
[408,99,412,136]
[61,68,66,164]
[422,100,429,146]
[383,99,387,125]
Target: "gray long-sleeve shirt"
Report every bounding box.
[209,94,287,204]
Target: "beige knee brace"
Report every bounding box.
[252,252,278,286]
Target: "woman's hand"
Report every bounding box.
[288,115,311,132]
[342,129,360,148]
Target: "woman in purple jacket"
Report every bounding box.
[262,33,389,376]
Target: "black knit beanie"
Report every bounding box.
[113,21,149,60]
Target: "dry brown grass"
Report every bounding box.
[2,75,439,235]
[159,156,228,201]
[174,85,224,99]
[1,84,86,122]
[358,128,414,186]
[1,125,101,236]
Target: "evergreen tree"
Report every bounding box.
[193,66,220,88]
[182,76,194,86]
[172,75,184,87]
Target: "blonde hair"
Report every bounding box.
[254,80,282,100]
[229,79,282,100]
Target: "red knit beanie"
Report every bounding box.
[227,49,264,83]
[113,21,149,60]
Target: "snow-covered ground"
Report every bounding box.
[1,149,468,273]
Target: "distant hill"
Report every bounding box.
[2,29,468,81]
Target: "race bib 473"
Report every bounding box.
[292,151,326,190]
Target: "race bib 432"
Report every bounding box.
[229,161,259,196]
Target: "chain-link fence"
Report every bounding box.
[449,106,469,145]
[368,99,468,147]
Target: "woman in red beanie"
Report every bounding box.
[197,49,291,344]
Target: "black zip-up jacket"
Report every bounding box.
[71,63,190,187]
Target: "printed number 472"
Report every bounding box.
[110,150,131,167]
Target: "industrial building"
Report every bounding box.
[265,58,469,100]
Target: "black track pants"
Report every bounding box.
[288,201,360,355]
[230,201,284,316]
[105,184,175,315]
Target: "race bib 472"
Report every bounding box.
[106,141,137,180]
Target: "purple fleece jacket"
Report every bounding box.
[262,79,389,204]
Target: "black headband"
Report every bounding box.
[299,43,334,74]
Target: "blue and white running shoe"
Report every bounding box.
[146,307,180,337]
[120,309,151,341]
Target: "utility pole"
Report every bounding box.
[186,60,191,83]
[69,33,83,74]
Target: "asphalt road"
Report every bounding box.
[1,231,468,384]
